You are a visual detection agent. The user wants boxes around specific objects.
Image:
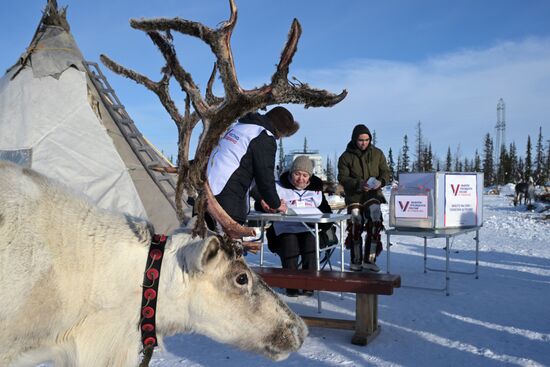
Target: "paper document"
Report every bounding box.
[285,207,323,216]
[366,177,381,189]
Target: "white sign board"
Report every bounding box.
[394,195,428,218]
[444,174,478,226]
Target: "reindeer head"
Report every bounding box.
[158,228,307,361]
[101,0,347,241]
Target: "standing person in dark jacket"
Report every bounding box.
[207,107,299,227]
[338,124,390,272]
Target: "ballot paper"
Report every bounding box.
[366,177,381,189]
[285,206,323,216]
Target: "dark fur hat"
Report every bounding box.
[265,107,299,138]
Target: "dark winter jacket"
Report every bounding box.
[208,113,281,223]
[338,141,391,205]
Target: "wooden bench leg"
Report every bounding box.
[351,294,380,346]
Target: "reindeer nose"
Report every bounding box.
[286,317,308,350]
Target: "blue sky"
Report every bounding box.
[2,1,550,165]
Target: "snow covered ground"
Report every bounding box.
[33,190,549,367]
[145,190,549,367]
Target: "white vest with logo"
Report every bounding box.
[273,185,323,236]
[207,122,274,196]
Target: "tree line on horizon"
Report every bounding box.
[387,122,549,187]
[322,122,549,188]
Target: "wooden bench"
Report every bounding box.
[252,266,401,346]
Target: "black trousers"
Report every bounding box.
[275,232,316,271]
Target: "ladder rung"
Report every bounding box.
[126,133,141,140]
[118,118,133,125]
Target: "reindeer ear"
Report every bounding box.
[174,234,221,274]
[201,236,221,267]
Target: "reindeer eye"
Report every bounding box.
[236,273,248,285]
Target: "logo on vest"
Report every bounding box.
[223,129,240,144]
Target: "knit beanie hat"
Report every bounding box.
[351,124,372,142]
[291,156,313,175]
[265,107,300,138]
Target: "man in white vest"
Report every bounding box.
[207,107,299,227]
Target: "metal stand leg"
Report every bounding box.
[340,220,345,300]
[423,237,428,273]
[386,232,391,274]
[340,220,345,272]
[475,229,479,279]
[259,220,265,267]
[315,223,322,313]
[315,223,320,270]
[445,236,450,296]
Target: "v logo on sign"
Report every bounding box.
[398,201,410,211]
[451,184,460,196]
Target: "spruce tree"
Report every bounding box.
[454,154,461,172]
[535,127,545,184]
[388,148,395,182]
[397,154,402,174]
[334,152,339,179]
[496,145,509,184]
[326,156,335,184]
[424,144,433,171]
[517,157,525,180]
[508,142,519,182]
[463,157,470,172]
[401,135,410,173]
[483,133,494,186]
[474,150,481,172]
[414,121,424,172]
[445,147,452,171]
[429,145,434,171]
[525,135,532,180]
[453,145,462,172]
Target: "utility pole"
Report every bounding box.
[495,98,506,165]
[494,98,506,190]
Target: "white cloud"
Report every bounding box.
[279,37,550,163]
[127,37,550,165]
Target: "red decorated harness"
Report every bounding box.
[139,234,167,366]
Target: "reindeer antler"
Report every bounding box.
[101,0,347,238]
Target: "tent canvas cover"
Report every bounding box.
[0,1,180,234]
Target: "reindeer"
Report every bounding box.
[1,1,347,366]
[514,177,535,206]
[0,161,307,366]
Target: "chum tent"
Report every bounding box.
[0,0,181,234]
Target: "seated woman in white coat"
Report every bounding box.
[255,156,333,297]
